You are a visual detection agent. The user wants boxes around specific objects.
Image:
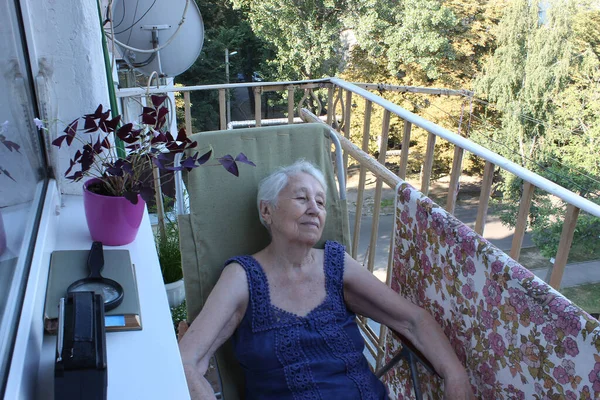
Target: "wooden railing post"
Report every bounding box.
[398,121,411,180]
[474,161,495,235]
[367,109,391,273]
[420,132,436,195]
[287,85,295,124]
[377,231,395,370]
[343,90,352,181]
[218,89,226,130]
[549,204,580,289]
[510,182,535,260]
[352,99,372,259]
[183,91,192,135]
[152,164,166,240]
[446,145,464,214]
[327,86,334,126]
[254,87,262,127]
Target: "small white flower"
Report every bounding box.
[1,120,8,132]
[33,118,45,129]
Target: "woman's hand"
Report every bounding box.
[342,252,475,399]
[443,371,476,400]
[177,321,190,343]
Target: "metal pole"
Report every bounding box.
[225,48,230,125]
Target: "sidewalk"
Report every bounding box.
[346,170,600,290]
[530,260,600,289]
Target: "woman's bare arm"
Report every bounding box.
[178,263,249,400]
[343,253,474,399]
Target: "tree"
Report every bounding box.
[346,0,457,80]
[232,0,347,80]
[339,0,501,179]
[175,0,270,131]
[474,0,600,257]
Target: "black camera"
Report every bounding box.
[55,291,107,400]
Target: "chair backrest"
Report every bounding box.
[178,123,350,399]
[386,181,600,399]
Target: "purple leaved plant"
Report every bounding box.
[52,95,254,204]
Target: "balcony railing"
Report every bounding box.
[117,77,600,370]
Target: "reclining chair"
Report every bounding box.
[178,123,351,398]
[177,121,438,399]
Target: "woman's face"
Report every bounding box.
[264,172,327,246]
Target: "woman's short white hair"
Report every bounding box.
[257,160,327,228]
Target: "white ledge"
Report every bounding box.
[6,186,189,399]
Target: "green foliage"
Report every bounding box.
[475,0,600,172]
[232,0,346,80]
[347,0,458,79]
[532,212,600,259]
[155,217,183,284]
[474,0,600,255]
[175,0,270,132]
[172,0,600,259]
[344,0,502,86]
[338,0,500,177]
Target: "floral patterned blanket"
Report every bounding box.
[384,182,600,399]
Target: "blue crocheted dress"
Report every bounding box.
[225,241,388,400]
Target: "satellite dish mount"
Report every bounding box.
[108,0,204,78]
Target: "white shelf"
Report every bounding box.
[7,191,190,399]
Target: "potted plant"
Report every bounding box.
[155,216,185,307]
[50,95,254,246]
[0,120,21,256]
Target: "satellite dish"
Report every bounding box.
[110,0,204,77]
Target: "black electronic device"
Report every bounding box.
[54,291,107,400]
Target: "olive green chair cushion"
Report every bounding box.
[178,123,350,399]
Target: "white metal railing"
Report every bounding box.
[118,77,600,368]
[327,78,600,291]
[118,76,600,283]
[330,78,600,218]
[114,78,332,97]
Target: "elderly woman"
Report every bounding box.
[179,160,474,399]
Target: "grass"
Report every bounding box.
[380,198,394,208]
[562,283,600,315]
[517,247,553,271]
[518,244,600,271]
[566,240,600,264]
[155,219,183,284]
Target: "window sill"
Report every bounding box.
[5,183,190,399]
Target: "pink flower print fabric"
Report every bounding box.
[383,182,600,399]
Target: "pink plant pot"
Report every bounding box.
[0,209,6,256]
[83,179,146,246]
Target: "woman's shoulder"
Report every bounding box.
[221,261,249,283]
[225,253,260,271]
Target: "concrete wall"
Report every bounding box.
[22,0,110,196]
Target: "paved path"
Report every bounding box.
[351,212,600,289]
[350,209,534,274]
[530,260,600,289]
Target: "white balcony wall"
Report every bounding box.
[22,0,109,196]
